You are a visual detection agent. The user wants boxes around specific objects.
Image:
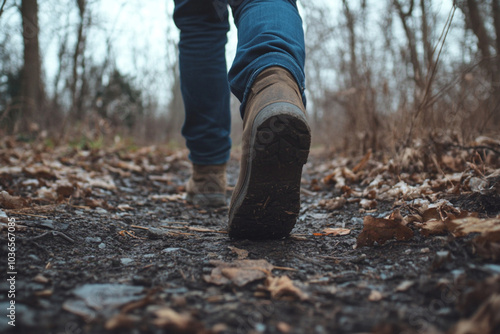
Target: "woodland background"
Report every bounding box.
[0,0,499,151]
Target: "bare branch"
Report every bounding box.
[0,0,7,19]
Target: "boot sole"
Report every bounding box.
[228,102,311,239]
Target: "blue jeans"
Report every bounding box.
[173,0,306,165]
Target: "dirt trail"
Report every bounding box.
[1,143,499,334]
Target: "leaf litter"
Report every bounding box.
[2,136,500,333]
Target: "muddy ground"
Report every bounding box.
[1,144,500,334]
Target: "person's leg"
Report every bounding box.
[174,0,231,207]
[227,0,311,239]
[173,0,232,165]
[229,0,306,115]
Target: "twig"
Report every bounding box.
[273,266,297,272]
[406,4,457,145]
[161,225,228,234]
[130,225,149,230]
[0,0,7,19]
[7,212,49,219]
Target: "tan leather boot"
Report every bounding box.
[186,163,227,207]
[228,67,311,239]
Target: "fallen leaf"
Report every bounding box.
[447,217,500,238]
[56,182,75,198]
[395,280,415,292]
[356,210,413,247]
[204,259,274,287]
[0,191,30,209]
[117,204,134,211]
[368,290,383,301]
[33,274,50,284]
[277,321,292,333]
[322,228,351,236]
[420,219,447,236]
[34,289,53,297]
[151,194,184,202]
[318,197,346,210]
[360,199,377,209]
[265,276,308,301]
[228,246,249,260]
[153,308,205,332]
[105,313,140,331]
[24,165,55,179]
[85,198,107,208]
[353,150,372,173]
[114,160,142,173]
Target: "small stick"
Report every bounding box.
[130,225,149,230]
[8,212,49,219]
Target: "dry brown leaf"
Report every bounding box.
[150,194,184,202]
[228,246,249,260]
[318,197,346,211]
[357,210,413,247]
[265,276,308,301]
[56,183,75,198]
[204,259,274,287]
[0,191,30,209]
[153,308,205,332]
[447,217,500,260]
[277,321,292,333]
[322,228,351,236]
[352,150,372,173]
[117,204,134,211]
[33,274,50,284]
[452,294,500,334]
[24,165,55,179]
[360,199,377,209]
[105,313,140,331]
[114,160,142,173]
[447,217,500,238]
[420,219,447,236]
[395,280,415,292]
[85,198,107,209]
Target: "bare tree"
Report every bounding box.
[20,0,43,131]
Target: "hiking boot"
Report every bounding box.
[228,67,311,239]
[186,163,227,207]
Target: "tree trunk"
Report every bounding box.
[420,0,434,70]
[393,0,425,91]
[20,0,42,132]
[492,0,500,80]
[70,0,86,120]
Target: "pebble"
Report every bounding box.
[162,247,180,253]
[255,323,266,332]
[28,254,41,262]
[98,243,106,249]
[85,237,102,243]
[120,258,134,265]
[39,219,55,229]
[95,207,108,215]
